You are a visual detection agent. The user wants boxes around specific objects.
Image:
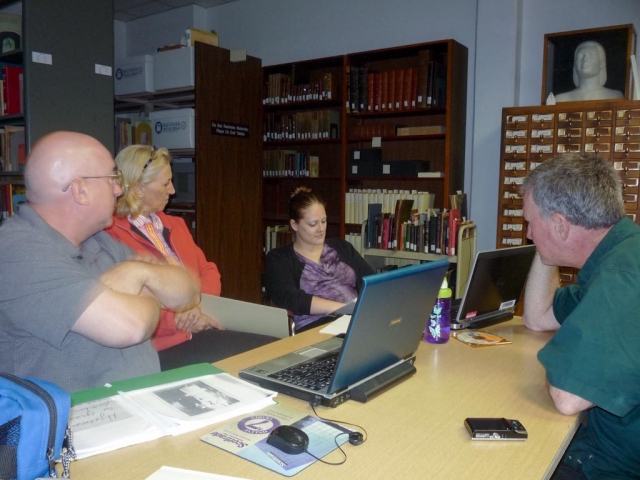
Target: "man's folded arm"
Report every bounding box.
[73,288,161,347]
[72,261,201,348]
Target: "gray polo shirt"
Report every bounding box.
[0,204,160,392]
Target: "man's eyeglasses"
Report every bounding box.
[61,170,124,192]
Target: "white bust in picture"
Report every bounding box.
[555,40,624,102]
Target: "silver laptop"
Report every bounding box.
[239,259,449,407]
[199,294,291,338]
[451,245,536,330]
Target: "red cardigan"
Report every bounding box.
[105,213,222,351]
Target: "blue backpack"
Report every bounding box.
[0,373,75,479]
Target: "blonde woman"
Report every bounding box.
[106,145,275,369]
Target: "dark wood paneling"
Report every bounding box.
[195,44,263,303]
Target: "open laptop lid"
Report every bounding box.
[326,259,449,395]
[200,294,291,338]
[455,245,536,327]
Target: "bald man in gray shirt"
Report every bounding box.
[0,131,200,392]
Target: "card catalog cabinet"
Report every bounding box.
[498,100,640,284]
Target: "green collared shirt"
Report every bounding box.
[540,217,640,478]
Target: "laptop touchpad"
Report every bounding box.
[297,347,331,358]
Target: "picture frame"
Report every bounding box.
[542,24,637,104]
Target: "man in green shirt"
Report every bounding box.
[522,153,640,479]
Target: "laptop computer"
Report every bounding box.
[450,245,536,330]
[199,294,292,338]
[239,259,449,407]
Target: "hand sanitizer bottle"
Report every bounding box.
[424,278,452,344]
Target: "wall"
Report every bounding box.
[115,0,640,250]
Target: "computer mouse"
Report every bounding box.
[266,425,309,455]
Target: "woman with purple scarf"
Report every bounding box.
[264,187,375,332]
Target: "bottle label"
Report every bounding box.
[429,306,445,341]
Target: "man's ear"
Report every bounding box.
[551,212,570,240]
[71,179,90,206]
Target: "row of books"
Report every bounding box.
[263,150,319,178]
[264,110,340,142]
[367,205,466,256]
[0,64,23,116]
[347,55,446,114]
[0,125,25,172]
[264,225,293,254]
[345,188,435,225]
[351,123,446,140]
[0,183,25,221]
[115,116,153,153]
[263,72,337,105]
[345,232,364,256]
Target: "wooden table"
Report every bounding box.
[71,318,579,479]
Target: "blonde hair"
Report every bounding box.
[114,144,171,218]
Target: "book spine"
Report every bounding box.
[394,69,404,111]
[388,70,396,111]
[381,71,389,112]
[374,73,382,112]
[367,72,375,112]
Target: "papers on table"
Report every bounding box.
[319,315,351,336]
[145,466,249,480]
[69,373,277,459]
[452,330,512,348]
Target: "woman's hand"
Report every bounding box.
[175,306,225,333]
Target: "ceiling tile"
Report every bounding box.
[114,0,241,21]
[114,0,150,9]
[125,2,174,18]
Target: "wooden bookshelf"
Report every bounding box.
[262,55,345,240]
[260,39,469,295]
[261,40,468,254]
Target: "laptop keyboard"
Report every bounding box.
[269,351,339,390]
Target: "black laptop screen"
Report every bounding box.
[457,245,536,322]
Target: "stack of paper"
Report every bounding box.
[69,373,277,459]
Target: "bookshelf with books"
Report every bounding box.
[497,100,640,285]
[116,44,264,303]
[262,55,345,241]
[343,40,468,291]
[0,170,23,224]
[344,40,467,223]
[0,3,26,172]
[262,41,468,263]
[261,41,470,298]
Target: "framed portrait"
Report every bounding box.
[542,24,637,104]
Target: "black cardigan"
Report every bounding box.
[264,238,375,315]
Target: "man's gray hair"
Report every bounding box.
[521,153,625,229]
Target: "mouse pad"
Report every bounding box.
[201,404,349,476]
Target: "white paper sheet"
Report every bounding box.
[319,315,351,336]
[145,466,248,480]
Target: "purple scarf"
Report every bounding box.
[294,244,357,329]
